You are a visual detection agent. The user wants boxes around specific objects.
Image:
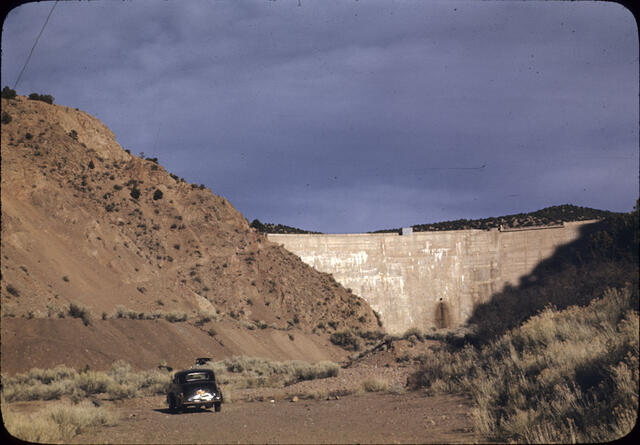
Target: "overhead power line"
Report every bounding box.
[13,0,59,90]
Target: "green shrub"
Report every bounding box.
[152,189,163,200]
[129,187,140,200]
[28,93,54,104]
[1,111,12,124]
[1,86,17,99]
[330,330,361,351]
[357,330,386,341]
[6,283,20,297]
[68,302,92,326]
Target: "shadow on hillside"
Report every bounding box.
[466,215,639,344]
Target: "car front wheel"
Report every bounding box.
[214,402,221,412]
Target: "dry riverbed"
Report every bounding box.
[70,392,481,444]
[5,362,485,443]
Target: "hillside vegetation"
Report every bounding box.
[408,208,639,442]
[375,204,618,233]
[1,93,379,372]
[253,204,617,235]
[250,219,321,234]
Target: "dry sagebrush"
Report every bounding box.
[409,286,638,443]
[3,398,119,443]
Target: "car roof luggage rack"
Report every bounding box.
[195,357,212,367]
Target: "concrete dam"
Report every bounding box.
[267,221,597,334]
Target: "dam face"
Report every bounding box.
[268,221,596,334]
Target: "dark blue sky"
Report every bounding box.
[2,0,638,233]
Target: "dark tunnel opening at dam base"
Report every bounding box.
[435,300,451,330]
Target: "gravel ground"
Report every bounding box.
[70,391,482,444]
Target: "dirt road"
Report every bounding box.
[72,392,481,444]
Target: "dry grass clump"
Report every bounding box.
[360,377,390,393]
[162,311,187,322]
[111,305,186,322]
[240,320,257,330]
[194,309,220,326]
[104,360,170,399]
[203,356,340,389]
[290,380,404,401]
[358,377,406,395]
[3,361,170,402]
[3,398,119,443]
[291,388,356,401]
[408,286,638,443]
[112,305,156,320]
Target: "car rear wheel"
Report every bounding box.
[168,395,179,413]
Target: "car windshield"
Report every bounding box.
[183,372,210,382]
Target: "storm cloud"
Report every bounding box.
[2,0,637,233]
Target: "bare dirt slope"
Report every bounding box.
[1,96,379,373]
[0,317,351,375]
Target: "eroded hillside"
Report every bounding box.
[0,95,379,372]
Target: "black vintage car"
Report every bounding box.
[166,368,223,412]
